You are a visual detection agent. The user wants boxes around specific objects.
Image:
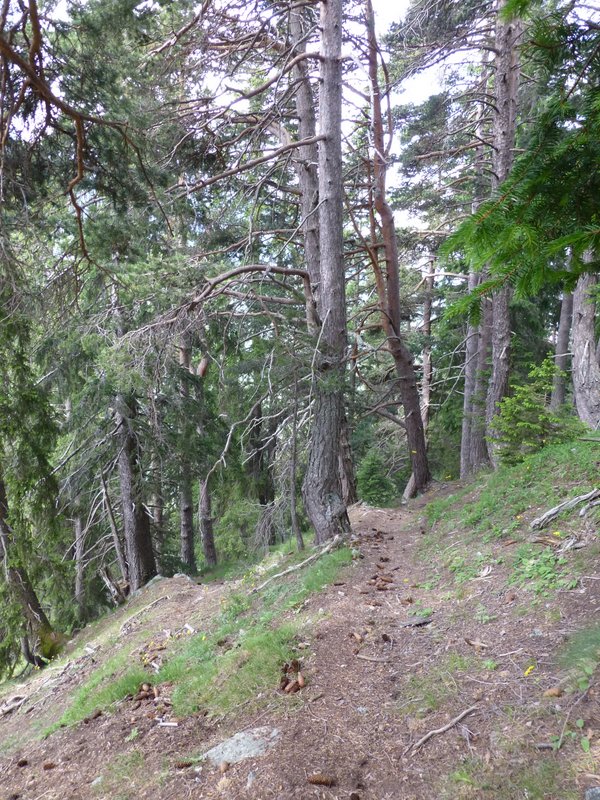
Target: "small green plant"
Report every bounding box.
[124,727,139,742]
[356,450,396,505]
[510,544,575,595]
[559,624,600,691]
[483,659,499,671]
[474,604,496,624]
[490,358,584,465]
[551,718,591,752]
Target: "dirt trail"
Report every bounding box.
[1,497,599,800]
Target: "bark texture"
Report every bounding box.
[199,477,217,567]
[572,272,600,428]
[116,396,156,592]
[302,0,350,542]
[178,336,196,572]
[485,1,522,462]
[550,291,573,411]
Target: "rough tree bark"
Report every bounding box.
[178,335,196,572]
[365,0,430,496]
[291,7,356,504]
[302,0,351,542]
[485,1,522,462]
[572,271,600,428]
[550,290,573,411]
[199,476,217,567]
[116,395,157,592]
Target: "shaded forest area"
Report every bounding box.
[0,0,598,674]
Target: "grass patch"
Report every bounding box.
[401,652,475,715]
[160,623,298,717]
[426,440,599,540]
[559,623,600,691]
[440,757,570,800]
[43,541,352,738]
[45,648,148,735]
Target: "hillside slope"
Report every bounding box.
[1,440,600,800]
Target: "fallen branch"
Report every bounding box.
[408,705,479,753]
[0,696,27,718]
[251,536,342,594]
[119,594,172,635]
[355,653,391,663]
[530,489,600,530]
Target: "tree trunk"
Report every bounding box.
[550,290,573,410]
[199,477,217,567]
[485,1,522,463]
[339,413,358,506]
[460,272,481,478]
[290,387,304,551]
[572,271,600,428]
[420,256,435,431]
[365,0,430,496]
[471,297,493,470]
[74,515,86,619]
[291,6,321,333]
[116,396,156,592]
[149,461,165,574]
[302,0,350,543]
[0,473,54,663]
[178,336,196,572]
[101,471,129,583]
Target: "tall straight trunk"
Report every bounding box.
[149,461,165,573]
[460,78,489,478]
[485,1,522,462]
[550,291,573,410]
[472,298,493,470]
[421,256,435,431]
[302,0,350,542]
[460,273,481,478]
[178,336,196,572]
[365,0,430,495]
[292,7,356,502]
[111,282,155,590]
[572,271,600,428]
[290,386,305,551]
[116,396,156,592]
[0,473,53,662]
[291,7,321,331]
[74,515,85,618]
[199,477,217,567]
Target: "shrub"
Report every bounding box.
[356,450,396,505]
[490,358,584,465]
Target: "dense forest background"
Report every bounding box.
[0,0,598,674]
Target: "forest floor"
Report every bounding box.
[1,441,600,800]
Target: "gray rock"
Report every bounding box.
[585,788,600,800]
[246,770,256,790]
[203,727,280,766]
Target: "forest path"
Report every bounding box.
[1,489,599,799]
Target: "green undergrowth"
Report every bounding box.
[559,623,600,691]
[421,440,597,595]
[426,440,599,538]
[442,756,571,800]
[46,544,352,735]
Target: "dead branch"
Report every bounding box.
[408,705,479,753]
[355,653,391,663]
[530,489,600,530]
[251,535,341,594]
